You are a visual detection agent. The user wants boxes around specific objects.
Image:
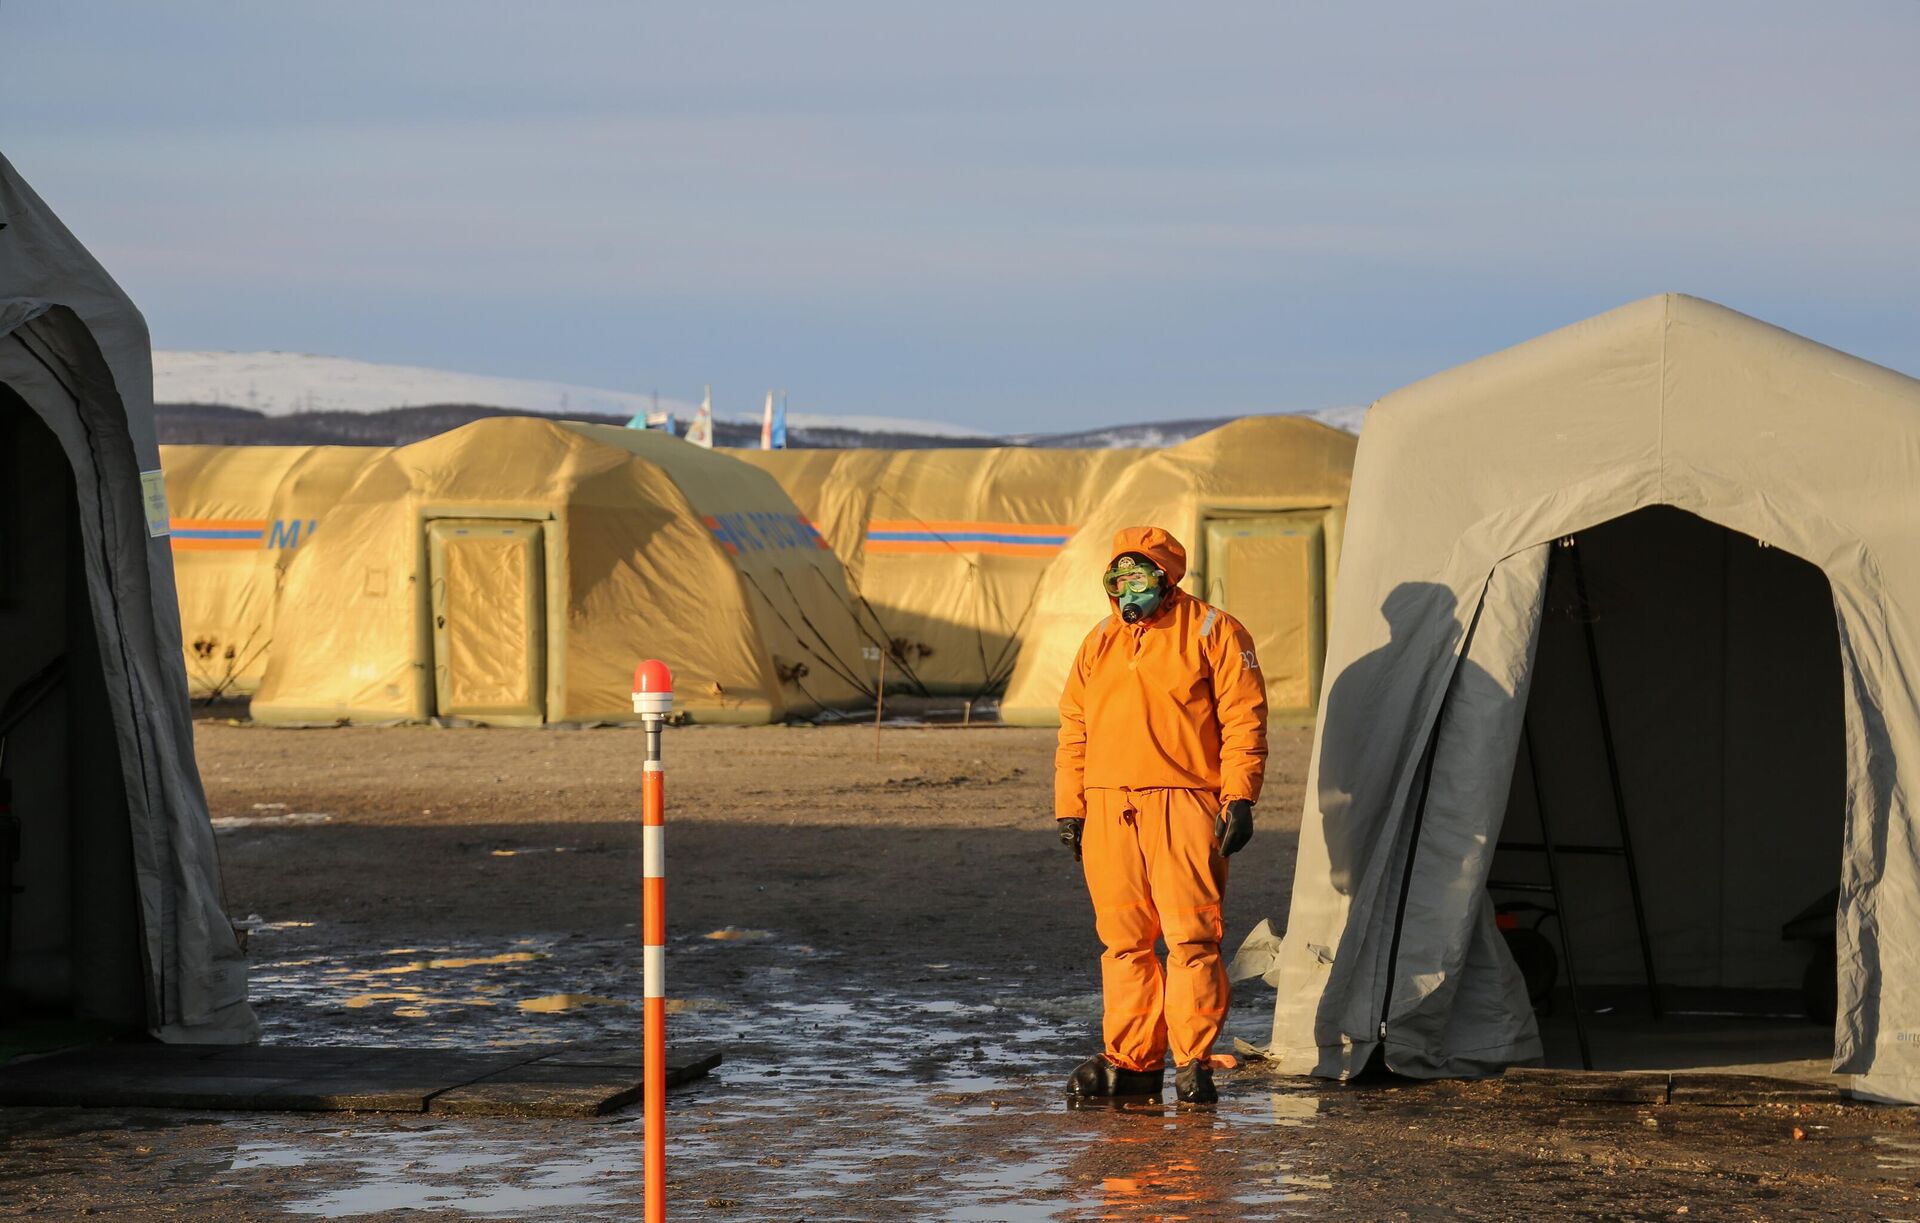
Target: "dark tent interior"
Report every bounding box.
[0,383,146,1039]
[1492,506,1846,1060]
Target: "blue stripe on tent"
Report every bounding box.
[866,530,1072,546]
[172,528,266,540]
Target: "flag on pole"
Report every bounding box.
[761,391,775,450]
[772,389,788,450]
[685,386,714,448]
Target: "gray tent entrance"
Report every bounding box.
[1387,506,1848,1074]
[0,384,149,1033]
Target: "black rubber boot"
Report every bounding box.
[1067,1054,1165,1099]
[1175,1061,1218,1105]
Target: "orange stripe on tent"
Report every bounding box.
[170,538,261,552]
[867,519,1076,536]
[170,518,269,531]
[866,539,1068,557]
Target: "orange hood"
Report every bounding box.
[1109,525,1188,591]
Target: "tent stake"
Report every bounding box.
[874,650,886,759]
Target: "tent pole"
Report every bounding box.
[1525,719,1593,1071]
[1565,538,1663,1020]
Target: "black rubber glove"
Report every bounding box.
[1058,817,1084,862]
[1215,799,1254,857]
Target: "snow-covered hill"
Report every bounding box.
[152,351,989,439]
[151,350,1365,447]
[1016,405,1368,449]
[155,350,681,419]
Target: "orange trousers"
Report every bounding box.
[1080,787,1229,1072]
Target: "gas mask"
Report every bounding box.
[1103,554,1167,623]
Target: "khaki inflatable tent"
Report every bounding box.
[1253,293,1920,1102]
[0,152,254,1040]
[1001,417,1357,726]
[251,418,873,726]
[741,447,1140,697]
[160,444,383,697]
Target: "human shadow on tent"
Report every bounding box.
[1307,577,1540,1073]
[1232,581,1476,986]
[1316,580,1490,897]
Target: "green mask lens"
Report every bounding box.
[1102,558,1162,598]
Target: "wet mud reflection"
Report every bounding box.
[232,1128,640,1217]
[226,924,1320,1217]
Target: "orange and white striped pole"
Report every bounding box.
[633,660,674,1223]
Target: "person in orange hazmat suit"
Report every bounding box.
[1056,526,1267,1105]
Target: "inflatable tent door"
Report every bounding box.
[1202,512,1327,724]
[427,520,547,724]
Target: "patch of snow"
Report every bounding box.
[155,350,688,419]
[153,350,988,438]
[758,412,987,438]
[1014,406,1369,450]
[1010,418,1235,449]
[1291,404,1370,434]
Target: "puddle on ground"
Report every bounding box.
[232,1130,639,1217]
[343,991,496,1017]
[213,812,333,830]
[518,993,626,1013]
[237,924,1324,1216]
[1267,1092,1323,1127]
[248,930,768,1049]
[232,916,318,936]
[1870,1133,1920,1173]
[373,952,546,974]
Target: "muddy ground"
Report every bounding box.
[4,719,1920,1219]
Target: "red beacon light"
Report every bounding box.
[632,660,674,717]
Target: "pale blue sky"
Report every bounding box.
[3,3,1915,430]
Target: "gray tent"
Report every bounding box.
[1245,294,1920,1102]
[1,152,254,1041]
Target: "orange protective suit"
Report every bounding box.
[1056,526,1269,1071]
